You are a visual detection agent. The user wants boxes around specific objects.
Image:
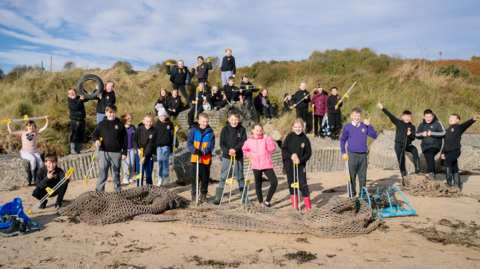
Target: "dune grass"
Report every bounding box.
[1,48,479,155]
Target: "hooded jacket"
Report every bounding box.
[281,132,312,166]
[220,55,236,74]
[95,91,116,114]
[68,96,88,120]
[254,94,271,112]
[220,122,247,159]
[239,81,259,97]
[327,94,342,114]
[36,165,65,190]
[166,65,195,86]
[415,115,446,151]
[187,122,215,165]
[154,92,171,112]
[381,108,416,144]
[242,133,276,170]
[154,119,175,148]
[291,90,311,109]
[132,124,157,157]
[196,62,213,79]
[92,117,128,155]
[167,95,182,112]
[442,119,476,154]
[311,90,328,116]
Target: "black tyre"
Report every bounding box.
[76,74,104,100]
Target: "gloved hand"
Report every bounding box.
[195,149,203,156]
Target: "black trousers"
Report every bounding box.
[253,169,278,203]
[262,106,275,119]
[172,83,192,105]
[32,181,69,206]
[191,163,210,195]
[328,113,341,133]
[313,115,324,134]
[167,110,179,117]
[394,142,419,173]
[444,149,461,173]
[70,120,85,143]
[285,163,309,197]
[281,107,291,116]
[198,78,208,91]
[423,147,440,173]
[241,93,254,111]
[227,92,240,102]
[296,108,308,122]
[188,105,204,127]
[348,152,367,197]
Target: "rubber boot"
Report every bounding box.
[401,170,408,186]
[239,187,252,204]
[208,187,224,205]
[414,159,420,174]
[70,143,77,155]
[453,172,462,191]
[76,143,84,154]
[30,170,36,185]
[330,128,335,141]
[290,195,298,210]
[445,167,453,187]
[303,197,311,212]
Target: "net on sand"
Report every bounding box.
[404,174,461,198]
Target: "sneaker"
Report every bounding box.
[0,218,26,237]
[30,178,35,185]
[247,110,252,118]
[54,202,62,214]
[200,194,207,203]
[162,177,170,186]
[39,200,48,209]
[123,178,130,184]
[260,201,271,208]
[157,178,163,186]
[129,178,133,184]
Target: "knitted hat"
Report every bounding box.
[157,107,167,116]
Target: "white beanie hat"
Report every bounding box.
[157,107,168,116]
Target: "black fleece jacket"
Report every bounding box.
[92,117,128,155]
[415,115,446,151]
[154,119,175,148]
[239,81,259,96]
[220,55,236,74]
[381,108,416,144]
[68,96,88,120]
[281,132,312,165]
[223,85,239,99]
[291,90,311,109]
[132,124,157,157]
[442,119,476,154]
[220,122,247,159]
[196,62,213,79]
[36,165,65,189]
[327,94,342,114]
[167,96,182,111]
[95,91,116,113]
[283,100,293,109]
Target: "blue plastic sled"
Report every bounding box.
[0,198,41,231]
[360,186,416,218]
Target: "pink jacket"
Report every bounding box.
[311,90,329,116]
[242,134,276,170]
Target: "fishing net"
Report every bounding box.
[404,174,461,198]
[58,186,190,226]
[135,196,382,238]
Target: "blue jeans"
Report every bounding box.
[156,146,170,180]
[96,113,106,124]
[219,157,244,188]
[221,71,232,86]
[123,148,135,179]
[136,152,154,186]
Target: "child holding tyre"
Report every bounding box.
[95,80,116,124]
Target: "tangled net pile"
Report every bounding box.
[134,196,382,238]
[58,186,190,225]
[404,174,461,198]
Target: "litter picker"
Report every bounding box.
[290,163,301,211]
[28,167,74,214]
[228,156,237,203]
[290,90,315,109]
[123,160,130,176]
[241,157,252,204]
[335,82,356,110]
[194,88,199,119]
[1,115,48,124]
[195,158,200,206]
[234,85,261,90]
[225,97,233,107]
[136,148,144,186]
[345,156,353,198]
[84,137,103,185]
[171,125,179,172]
[312,104,315,137]
[220,156,235,205]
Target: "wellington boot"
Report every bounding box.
[414,159,420,174]
[303,197,311,212]
[291,195,299,210]
[70,143,77,155]
[240,187,252,204]
[453,172,462,191]
[445,167,453,187]
[208,187,224,205]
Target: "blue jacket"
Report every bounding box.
[187,122,215,165]
[166,65,195,86]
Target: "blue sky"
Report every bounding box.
[0,0,479,73]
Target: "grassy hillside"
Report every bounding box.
[1,48,479,155]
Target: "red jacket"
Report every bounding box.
[311,90,329,116]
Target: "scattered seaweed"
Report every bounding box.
[283,251,317,264]
[410,219,480,249]
[295,238,309,243]
[184,255,241,268]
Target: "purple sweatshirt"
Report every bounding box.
[340,122,377,154]
[125,125,136,150]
